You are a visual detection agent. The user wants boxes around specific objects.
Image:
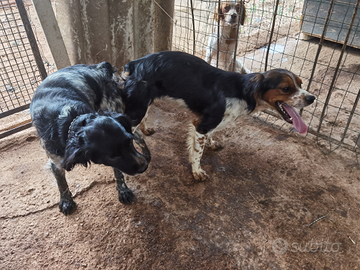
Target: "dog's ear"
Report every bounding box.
[246,73,265,112]
[215,5,224,22]
[250,73,265,85]
[62,133,91,171]
[295,75,303,88]
[113,113,132,133]
[102,111,132,133]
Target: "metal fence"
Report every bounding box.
[0,0,54,139]
[172,0,360,159]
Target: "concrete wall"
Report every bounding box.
[37,0,174,69]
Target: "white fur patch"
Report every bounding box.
[211,98,248,133]
[59,105,72,118]
[290,88,312,108]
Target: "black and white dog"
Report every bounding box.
[122,51,315,181]
[30,62,151,215]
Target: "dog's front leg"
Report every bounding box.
[50,160,76,215]
[187,124,208,181]
[113,168,134,204]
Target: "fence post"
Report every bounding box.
[31,0,71,70]
[15,0,47,80]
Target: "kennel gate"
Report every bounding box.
[173,0,360,160]
[0,0,47,139]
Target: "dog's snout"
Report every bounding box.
[139,160,148,173]
[231,13,237,19]
[306,95,315,104]
[136,156,148,174]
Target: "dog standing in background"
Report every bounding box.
[30,62,151,215]
[205,0,251,74]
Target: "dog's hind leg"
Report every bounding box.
[187,123,208,181]
[50,159,76,215]
[113,168,134,204]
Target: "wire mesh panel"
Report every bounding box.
[0,0,40,113]
[0,0,55,138]
[173,0,360,159]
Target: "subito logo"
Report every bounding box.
[272,238,288,255]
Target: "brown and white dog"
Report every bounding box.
[205,0,251,74]
[123,51,315,181]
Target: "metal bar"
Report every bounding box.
[341,88,360,144]
[216,0,220,68]
[0,104,30,119]
[264,0,280,71]
[190,0,196,54]
[316,0,360,134]
[0,122,33,140]
[231,0,244,72]
[15,0,47,80]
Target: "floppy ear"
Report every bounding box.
[215,5,224,22]
[114,114,132,133]
[246,73,265,112]
[61,133,91,171]
[250,73,265,86]
[102,111,132,133]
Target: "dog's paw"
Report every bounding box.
[118,188,134,204]
[193,169,208,181]
[208,142,224,151]
[141,127,155,136]
[59,198,77,215]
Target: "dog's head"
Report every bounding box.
[250,69,315,134]
[62,112,149,175]
[215,0,246,26]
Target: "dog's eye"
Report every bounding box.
[224,5,230,12]
[81,119,87,126]
[282,87,290,93]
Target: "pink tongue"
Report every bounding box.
[282,103,308,135]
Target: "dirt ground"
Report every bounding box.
[1,1,360,269]
[1,99,360,270]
